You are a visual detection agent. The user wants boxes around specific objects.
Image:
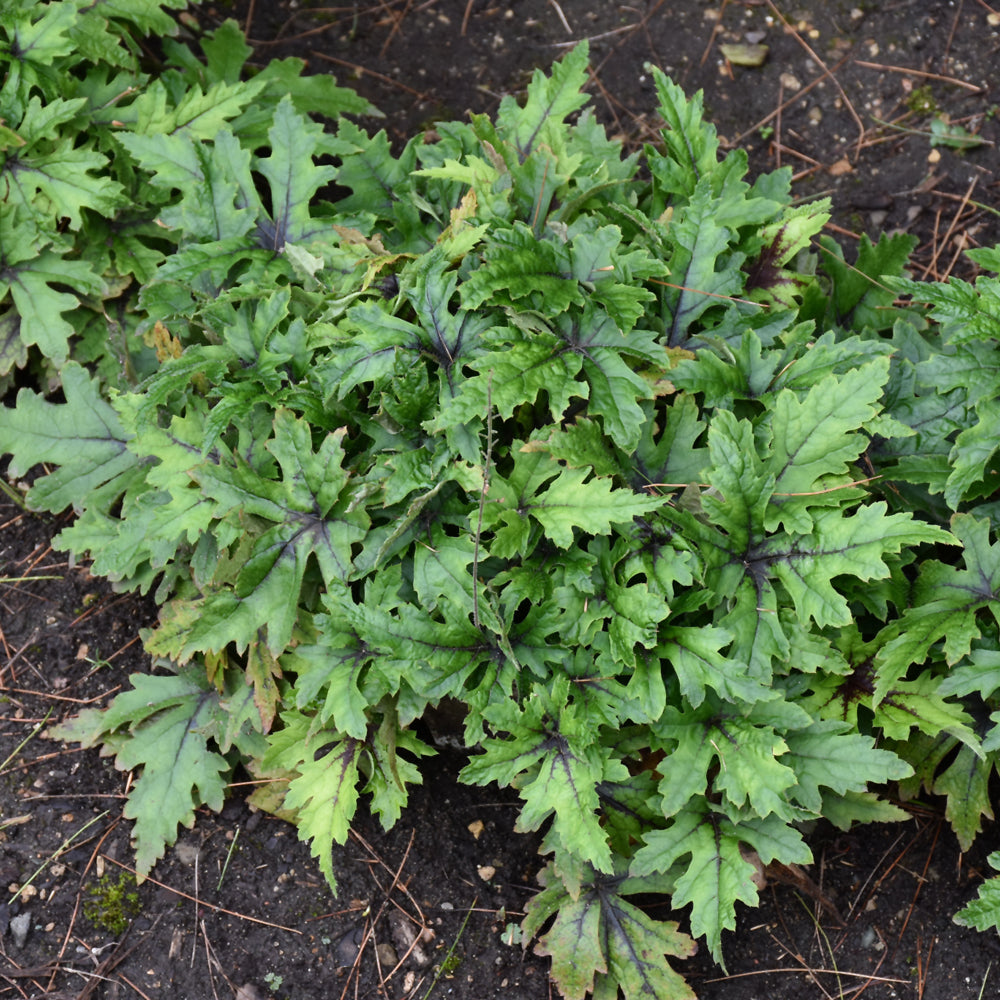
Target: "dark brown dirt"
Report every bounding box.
[4,2,1000,998]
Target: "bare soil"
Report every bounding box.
[4,2,1000,999]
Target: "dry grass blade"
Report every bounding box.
[920,175,978,280]
[310,49,431,100]
[853,59,984,92]
[99,856,303,934]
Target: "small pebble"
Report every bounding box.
[10,912,30,948]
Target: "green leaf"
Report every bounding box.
[660,625,769,708]
[49,665,231,877]
[263,715,361,892]
[875,674,979,748]
[872,515,1000,702]
[2,96,123,228]
[523,862,696,1000]
[955,853,1000,932]
[817,232,918,331]
[661,178,745,346]
[631,803,766,965]
[148,410,367,657]
[887,270,1000,346]
[646,71,721,201]
[745,201,829,307]
[252,55,377,119]
[929,116,983,150]
[117,128,256,242]
[461,221,583,314]
[336,120,416,222]
[0,209,106,366]
[0,362,138,513]
[771,504,952,629]
[462,677,613,872]
[255,96,338,247]
[484,450,662,551]
[126,75,267,140]
[7,0,81,68]
[765,360,890,532]
[784,721,910,814]
[933,744,993,852]
[495,41,590,162]
[945,396,1000,507]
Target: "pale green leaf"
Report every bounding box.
[784,721,911,814]
[933,744,994,852]
[0,362,138,513]
[525,861,696,1000]
[49,666,231,877]
[265,716,362,893]
[631,804,761,964]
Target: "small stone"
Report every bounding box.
[333,925,365,967]
[477,865,496,882]
[376,942,397,967]
[10,912,30,948]
[235,986,265,1000]
[388,909,435,967]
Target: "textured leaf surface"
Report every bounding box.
[49,667,231,876]
[484,451,662,551]
[264,716,361,892]
[462,678,613,871]
[0,362,137,512]
[150,410,367,656]
[524,862,696,1000]
[631,804,765,963]
[955,853,1000,931]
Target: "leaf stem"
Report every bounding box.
[0,478,28,509]
[0,709,53,774]
[472,371,493,631]
[217,825,240,892]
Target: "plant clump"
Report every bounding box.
[5,2,1000,998]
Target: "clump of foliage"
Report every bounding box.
[83,871,142,935]
[0,0,372,394]
[5,3,1000,997]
